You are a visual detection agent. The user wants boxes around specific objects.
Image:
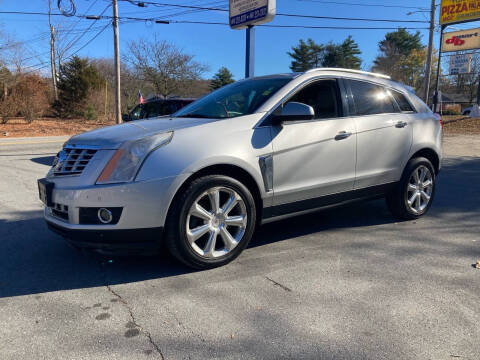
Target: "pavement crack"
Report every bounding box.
[106,285,165,359]
[265,276,292,292]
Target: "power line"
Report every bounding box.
[168,20,429,30]
[68,23,110,56]
[117,0,430,23]
[295,0,429,10]
[0,9,430,24]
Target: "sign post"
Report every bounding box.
[229,0,276,78]
[245,26,255,78]
[434,0,480,111]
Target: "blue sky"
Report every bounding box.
[0,0,477,79]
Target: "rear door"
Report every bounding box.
[346,79,413,189]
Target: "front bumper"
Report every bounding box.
[42,173,191,250]
[47,221,163,251]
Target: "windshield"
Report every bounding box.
[173,77,292,119]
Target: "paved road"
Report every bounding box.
[0,136,479,360]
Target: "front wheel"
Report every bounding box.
[386,157,436,220]
[165,175,257,269]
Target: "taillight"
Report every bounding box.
[434,113,443,128]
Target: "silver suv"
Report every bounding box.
[38,68,443,269]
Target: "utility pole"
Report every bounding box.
[433,26,445,113]
[112,0,122,124]
[48,0,58,101]
[423,0,436,104]
[104,79,108,119]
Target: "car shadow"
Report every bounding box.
[0,156,479,298]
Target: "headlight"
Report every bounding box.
[96,131,173,184]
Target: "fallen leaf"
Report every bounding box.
[231,334,235,339]
[475,261,480,269]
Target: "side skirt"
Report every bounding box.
[261,182,396,224]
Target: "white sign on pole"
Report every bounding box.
[449,53,472,75]
[229,0,276,29]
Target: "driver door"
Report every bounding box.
[270,78,357,214]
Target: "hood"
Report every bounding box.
[68,117,216,149]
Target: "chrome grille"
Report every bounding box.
[53,147,97,176]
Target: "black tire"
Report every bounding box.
[165,175,257,269]
[386,157,436,220]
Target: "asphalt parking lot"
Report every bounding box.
[0,135,479,360]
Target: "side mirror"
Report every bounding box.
[272,102,315,124]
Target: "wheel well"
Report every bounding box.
[411,148,440,174]
[167,164,264,223]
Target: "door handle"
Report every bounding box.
[395,121,408,128]
[335,131,352,141]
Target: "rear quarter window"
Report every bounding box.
[348,80,398,116]
[391,90,415,112]
[408,93,432,113]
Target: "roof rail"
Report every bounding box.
[305,68,391,80]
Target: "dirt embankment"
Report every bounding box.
[1,115,480,138]
[0,118,115,138]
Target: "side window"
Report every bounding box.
[349,80,397,116]
[391,90,414,112]
[144,102,160,118]
[289,79,342,119]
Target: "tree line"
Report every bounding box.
[0,33,235,123]
[287,29,434,92]
[1,27,479,122]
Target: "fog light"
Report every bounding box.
[98,208,113,224]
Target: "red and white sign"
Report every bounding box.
[441,28,480,52]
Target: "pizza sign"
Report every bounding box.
[440,0,480,25]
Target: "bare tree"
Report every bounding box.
[124,35,208,98]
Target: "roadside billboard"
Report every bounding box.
[441,28,480,52]
[440,0,480,25]
[449,53,472,75]
[229,0,276,29]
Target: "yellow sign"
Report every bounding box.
[440,0,480,25]
[442,28,480,52]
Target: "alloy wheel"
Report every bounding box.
[186,186,248,258]
[405,165,434,215]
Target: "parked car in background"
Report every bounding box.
[462,107,472,116]
[123,98,196,121]
[39,68,442,269]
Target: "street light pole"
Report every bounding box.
[112,0,122,124]
[424,0,436,103]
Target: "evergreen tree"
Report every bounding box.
[322,36,362,69]
[372,28,425,86]
[210,67,235,90]
[288,39,324,72]
[381,28,423,56]
[54,56,104,118]
[288,37,361,71]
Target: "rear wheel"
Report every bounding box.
[165,175,256,269]
[386,157,436,220]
